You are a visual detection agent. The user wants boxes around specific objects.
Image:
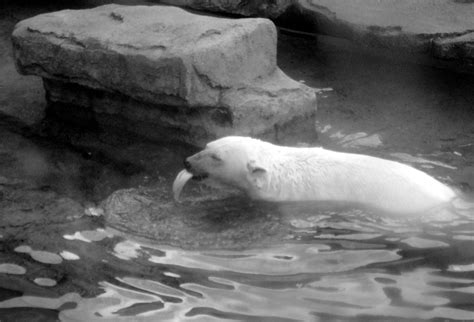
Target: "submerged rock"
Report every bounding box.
[103,187,286,250]
[0,185,84,231]
[12,5,316,146]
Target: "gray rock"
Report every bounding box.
[159,0,294,18]
[164,0,474,71]
[12,5,316,146]
[302,0,474,67]
[433,32,474,66]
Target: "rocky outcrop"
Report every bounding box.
[298,0,474,69]
[12,5,316,146]
[163,0,474,71]
[433,32,474,65]
[159,0,294,18]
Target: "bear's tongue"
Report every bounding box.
[172,169,193,201]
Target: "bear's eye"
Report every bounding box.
[211,154,222,162]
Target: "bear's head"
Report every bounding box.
[184,136,269,192]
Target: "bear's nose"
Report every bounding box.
[183,159,192,171]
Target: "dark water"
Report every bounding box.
[0,117,473,322]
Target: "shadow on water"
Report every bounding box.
[1,10,474,322]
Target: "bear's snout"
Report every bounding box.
[184,154,200,172]
[184,153,209,181]
[183,159,192,171]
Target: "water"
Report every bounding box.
[1,13,474,320]
[0,117,473,321]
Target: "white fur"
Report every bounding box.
[188,136,456,214]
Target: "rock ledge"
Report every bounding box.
[12,5,316,146]
[162,0,474,72]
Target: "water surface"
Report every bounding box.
[1,24,474,322]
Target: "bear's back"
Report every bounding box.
[318,151,455,214]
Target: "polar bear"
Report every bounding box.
[175,136,456,214]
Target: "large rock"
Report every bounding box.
[163,0,474,71]
[433,32,474,65]
[297,0,474,69]
[160,0,294,18]
[12,5,316,146]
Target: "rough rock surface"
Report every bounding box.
[103,187,286,250]
[165,0,474,71]
[12,5,316,146]
[299,0,474,68]
[433,32,474,64]
[0,176,85,241]
[159,0,294,18]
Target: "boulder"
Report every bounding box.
[159,0,294,18]
[164,0,474,71]
[433,32,474,64]
[298,0,474,69]
[12,5,316,146]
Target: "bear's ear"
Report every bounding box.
[247,160,267,189]
[246,160,267,174]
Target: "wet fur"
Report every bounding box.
[186,136,456,214]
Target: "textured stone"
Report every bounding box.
[165,0,474,71]
[433,32,474,65]
[161,0,294,17]
[300,0,474,65]
[12,5,316,146]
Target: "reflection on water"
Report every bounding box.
[0,108,474,322]
[1,199,473,321]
